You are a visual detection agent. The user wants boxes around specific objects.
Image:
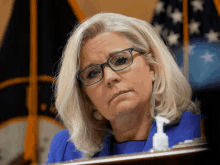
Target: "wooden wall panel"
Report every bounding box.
[75,0,157,22]
[0,0,15,47]
[0,0,158,47]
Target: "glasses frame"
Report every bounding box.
[76,48,134,86]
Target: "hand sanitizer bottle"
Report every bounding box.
[153,116,170,151]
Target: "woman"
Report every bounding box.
[45,13,201,164]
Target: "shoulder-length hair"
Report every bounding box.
[54,12,199,159]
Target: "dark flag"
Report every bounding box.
[151,0,220,160]
[151,0,220,49]
[0,0,85,164]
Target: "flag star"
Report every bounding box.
[155,1,165,15]
[170,9,182,24]
[153,22,163,34]
[167,31,180,46]
[204,29,220,42]
[189,19,200,35]
[188,45,195,55]
[200,52,214,64]
[190,0,204,12]
[162,28,169,38]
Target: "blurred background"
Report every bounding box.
[0,0,219,164]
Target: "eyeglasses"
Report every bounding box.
[76,48,135,86]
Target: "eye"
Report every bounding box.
[87,69,101,79]
[113,56,129,66]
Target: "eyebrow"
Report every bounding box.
[82,48,127,71]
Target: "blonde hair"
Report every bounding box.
[54,13,199,159]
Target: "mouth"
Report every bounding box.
[109,90,131,104]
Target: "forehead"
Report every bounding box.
[80,32,131,70]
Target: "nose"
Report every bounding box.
[103,65,121,87]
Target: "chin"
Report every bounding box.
[110,100,139,116]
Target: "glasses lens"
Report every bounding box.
[80,65,102,85]
[109,50,132,71]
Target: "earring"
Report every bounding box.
[152,76,155,81]
[93,110,103,120]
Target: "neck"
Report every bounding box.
[110,108,152,143]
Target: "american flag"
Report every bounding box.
[151,0,220,49]
[151,0,220,90]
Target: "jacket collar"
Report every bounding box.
[95,120,157,157]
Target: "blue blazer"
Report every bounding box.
[45,111,202,164]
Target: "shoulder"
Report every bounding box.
[166,111,202,147]
[51,129,70,144]
[45,129,82,164]
[49,129,70,152]
[179,111,202,129]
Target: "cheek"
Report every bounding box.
[131,77,152,95]
[129,65,153,94]
[85,88,107,108]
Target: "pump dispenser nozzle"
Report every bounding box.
[153,116,170,151]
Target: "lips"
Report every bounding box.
[109,90,131,104]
